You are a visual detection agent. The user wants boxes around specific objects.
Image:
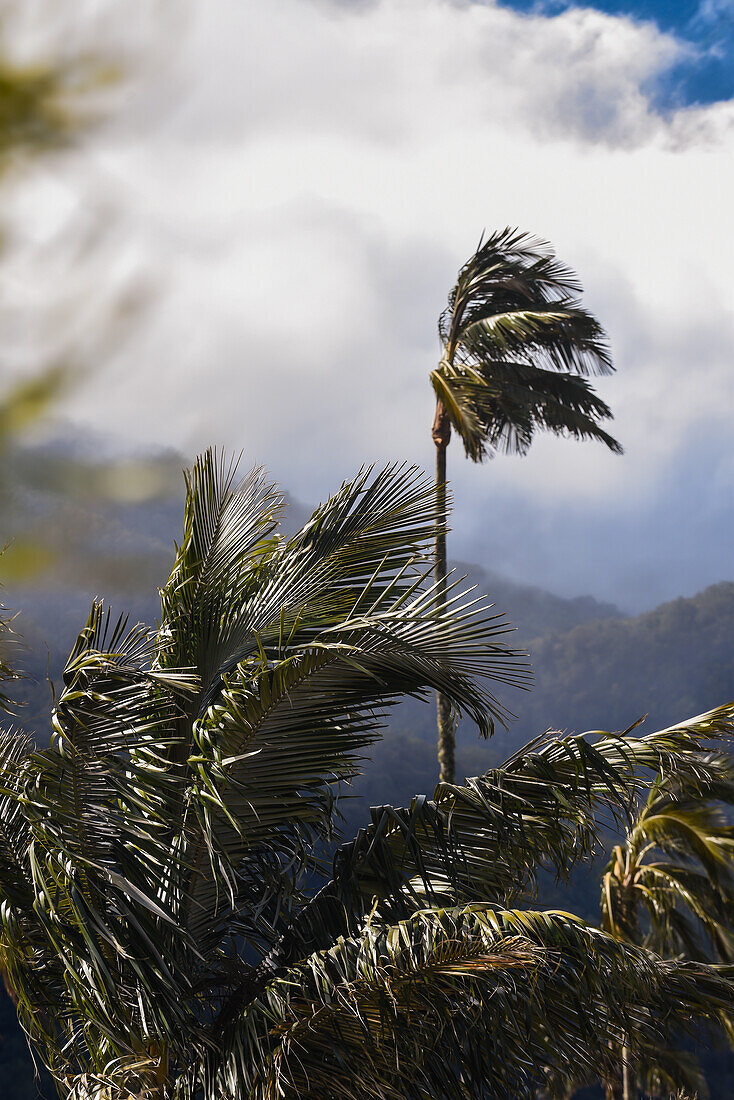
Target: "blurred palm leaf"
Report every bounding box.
[0,32,118,172]
[0,55,72,163]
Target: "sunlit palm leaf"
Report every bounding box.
[214,906,734,1100]
[598,745,734,1095]
[601,750,734,962]
[260,705,734,976]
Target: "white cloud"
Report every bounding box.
[4,0,734,599]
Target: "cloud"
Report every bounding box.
[126,0,701,149]
[694,0,734,27]
[4,0,734,604]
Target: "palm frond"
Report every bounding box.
[253,705,734,984]
[213,905,734,1100]
[434,361,622,459]
[157,449,283,697]
[435,227,619,462]
[601,747,734,968]
[460,305,610,375]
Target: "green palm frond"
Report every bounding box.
[598,744,734,1096]
[439,228,611,370]
[434,228,620,462]
[432,362,622,460]
[214,905,734,1100]
[0,607,201,1081]
[601,746,734,963]
[157,453,283,693]
[0,729,34,912]
[252,704,734,984]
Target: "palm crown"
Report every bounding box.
[431,226,622,461]
[0,452,733,1099]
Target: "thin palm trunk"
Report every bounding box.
[433,398,454,784]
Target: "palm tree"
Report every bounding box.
[431,227,622,782]
[1,451,732,1100]
[600,761,734,1099]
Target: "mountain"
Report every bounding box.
[353,581,734,812]
[519,580,734,745]
[452,558,622,642]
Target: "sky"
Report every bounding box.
[3,0,734,611]
[500,0,734,104]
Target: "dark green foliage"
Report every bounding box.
[3,454,734,1097]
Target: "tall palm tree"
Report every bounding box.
[1,451,732,1100]
[600,762,734,1099]
[431,227,622,782]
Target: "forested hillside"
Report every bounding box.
[522,581,734,744]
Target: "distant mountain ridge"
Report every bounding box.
[349,579,734,814]
[452,559,623,643]
[520,580,734,746]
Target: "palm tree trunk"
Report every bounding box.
[432,399,453,784]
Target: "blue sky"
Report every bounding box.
[499,0,734,105]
